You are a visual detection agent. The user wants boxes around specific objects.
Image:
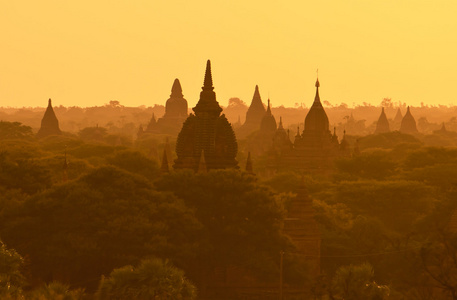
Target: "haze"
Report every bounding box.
[1,0,456,108]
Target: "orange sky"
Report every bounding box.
[1,0,456,108]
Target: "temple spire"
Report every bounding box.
[266,99,272,115]
[278,116,284,129]
[313,78,321,105]
[203,60,214,91]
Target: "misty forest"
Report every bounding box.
[2,64,457,300]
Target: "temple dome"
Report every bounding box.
[164,79,188,118]
[245,85,266,128]
[400,106,418,134]
[304,79,330,133]
[37,98,62,138]
[260,99,277,133]
[375,107,390,134]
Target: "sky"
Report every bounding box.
[1,0,456,108]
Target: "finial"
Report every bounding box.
[315,69,320,88]
[203,60,214,91]
[48,98,52,106]
[279,116,283,128]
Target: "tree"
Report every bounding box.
[29,281,85,300]
[0,121,34,139]
[330,263,389,300]
[0,240,25,298]
[155,170,294,282]
[106,150,159,180]
[0,166,201,290]
[96,258,196,300]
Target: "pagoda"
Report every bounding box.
[400,106,418,134]
[36,98,62,138]
[236,85,266,138]
[142,79,188,136]
[174,60,238,171]
[374,107,390,134]
[271,78,346,173]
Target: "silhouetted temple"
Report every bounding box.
[140,79,188,136]
[245,99,279,155]
[36,98,62,138]
[272,117,293,155]
[271,79,346,172]
[400,106,418,134]
[236,85,266,138]
[375,107,390,134]
[260,99,277,134]
[174,60,238,171]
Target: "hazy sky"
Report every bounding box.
[1,0,456,108]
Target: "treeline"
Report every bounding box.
[2,99,457,139]
[2,121,457,299]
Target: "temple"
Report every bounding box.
[400,106,418,134]
[36,98,62,138]
[271,79,346,172]
[174,60,238,171]
[140,78,188,136]
[236,85,266,138]
[374,107,390,134]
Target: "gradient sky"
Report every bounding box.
[1,0,456,108]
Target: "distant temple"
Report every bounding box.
[374,107,390,134]
[245,99,278,155]
[271,79,348,172]
[174,60,238,171]
[400,106,418,134]
[139,78,188,136]
[236,85,266,139]
[36,98,62,138]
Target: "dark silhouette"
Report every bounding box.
[400,106,419,134]
[174,60,238,171]
[141,79,188,136]
[273,79,349,172]
[236,85,266,138]
[36,98,61,138]
[374,107,390,134]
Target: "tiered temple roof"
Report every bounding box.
[174,60,238,171]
